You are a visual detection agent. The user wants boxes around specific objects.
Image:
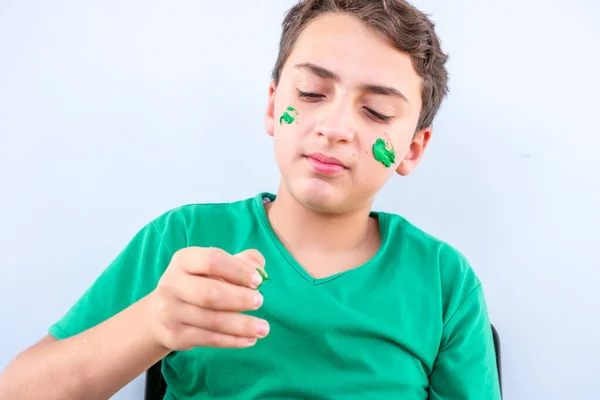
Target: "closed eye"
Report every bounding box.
[365,107,392,123]
[297,89,392,122]
[297,89,325,101]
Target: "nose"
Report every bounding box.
[314,103,356,144]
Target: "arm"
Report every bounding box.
[0,243,266,400]
[0,218,172,400]
[0,295,170,400]
[428,285,501,399]
[0,213,266,400]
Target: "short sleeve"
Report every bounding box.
[428,284,501,399]
[48,221,173,340]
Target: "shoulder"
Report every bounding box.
[153,195,256,228]
[381,211,482,321]
[148,193,261,251]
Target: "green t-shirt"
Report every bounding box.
[49,192,501,399]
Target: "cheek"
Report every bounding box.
[274,102,311,144]
[368,134,398,168]
[353,152,395,197]
[273,124,300,162]
[359,145,395,178]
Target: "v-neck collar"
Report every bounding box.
[252,192,390,286]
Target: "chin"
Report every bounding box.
[290,179,353,214]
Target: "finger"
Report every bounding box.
[234,249,266,271]
[204,275,226,283]
[173,301,270,339]
[176,325,258,350]
[234,249,268,286]
[176,275,264,311]
[179,247,262,289]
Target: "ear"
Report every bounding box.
[265,80,277,137]
[396,127,432,176]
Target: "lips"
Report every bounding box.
[304,152,348,175]
[305,153,347,168]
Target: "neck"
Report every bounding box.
[265,183,376,253]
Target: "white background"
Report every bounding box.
[1,0,599,398]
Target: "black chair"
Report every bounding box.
[144,325,503,400]
[491,324,503,397]
[144,360,167,400]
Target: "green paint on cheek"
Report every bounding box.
[372,138,396,167]
[279,106,299,125]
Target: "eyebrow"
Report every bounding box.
[294,62,340,82]
[358,84,408,103]
[293,62,409,103]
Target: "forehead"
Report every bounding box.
[284,13,422,101]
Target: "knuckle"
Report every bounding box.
[161,326,178,349]
[153,284,167,299]
[244,316,257,336]
[172,247,202,273]
[203,332,221,347]
[155,295,171,323]
[153,286,176,314]
[246,249,265,266]
[237,264,250,283]
[164,321,178,337]
[204,247,224,272]
[203,284,220,307]
[170,250,190,273]
[206,312,225,331]
[171,248,187,266]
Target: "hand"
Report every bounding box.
[148,247,269,351]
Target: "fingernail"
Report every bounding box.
[252,292,264,309]
[256,321,270,338]
[244,338,257,347]
[251,270,263,288]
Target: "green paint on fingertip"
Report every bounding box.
[279,106,299,125]
[373,138,396,167]
[256,268,270,290]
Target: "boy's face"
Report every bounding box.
[265,13,431,213]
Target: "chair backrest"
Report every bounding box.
[491,324,503,397]
[144,324,503,400]
[144,360,167,400]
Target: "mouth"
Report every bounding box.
[304,152,348,175]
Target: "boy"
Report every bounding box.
[0,0,501,399]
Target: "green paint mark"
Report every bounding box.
[256,268,270,291]
[372,138,396,167]
[279,106,299,125]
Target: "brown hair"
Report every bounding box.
[271,0,449,131]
